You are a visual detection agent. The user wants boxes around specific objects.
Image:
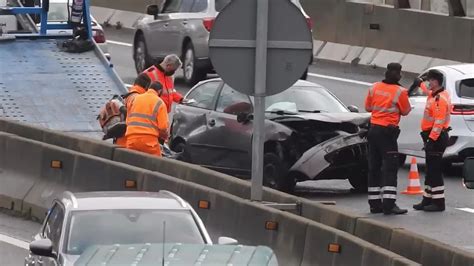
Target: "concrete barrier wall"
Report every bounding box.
[89,0,474,63]
[1,119,473,265]
[0,131,419,265]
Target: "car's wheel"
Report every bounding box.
[134,34,152,74]
[183,42,206,86]
[172,141,190,162]
[263,153,295,193]
[348,172,368,192]
[300,68,308,80]
[398,154,407,167]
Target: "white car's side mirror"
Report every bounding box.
[218,236,238,245]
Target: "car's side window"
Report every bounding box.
[185,81,221,110]
[216,84,253,115]
[191,0,208,12]
[43,203,65,252]
[162,0,182,13]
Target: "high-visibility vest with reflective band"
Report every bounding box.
[143,66,183,113]
[421,89,451,140]
[365,82,411,127]
[125,90,168,138]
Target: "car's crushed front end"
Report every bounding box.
[268,113,370,184]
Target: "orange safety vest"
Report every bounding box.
[143,66,183,113]
[365,82,411,127]
[421,89,451,141]
[115,85,148,147]
[125,90,169,139]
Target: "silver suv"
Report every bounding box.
[133,0,313,85]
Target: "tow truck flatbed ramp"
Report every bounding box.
[0,38,126,138]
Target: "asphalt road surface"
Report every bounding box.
[1,27,473,265]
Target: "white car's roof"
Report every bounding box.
[433,64,474,76]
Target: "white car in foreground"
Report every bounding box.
[399,64,474,165]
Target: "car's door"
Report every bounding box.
[172,80,222,165]
[205,84,253,173]
[36,202,66,266]
[147,0,181,58]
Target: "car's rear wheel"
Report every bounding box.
[263,153,295,193]
[134,34,152,74]
[348,172,368,192]
[183,42,206,86]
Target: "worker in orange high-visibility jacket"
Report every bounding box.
[125,82,169,157]
[413,69,451,212]
[365,63,412,215]
[115,73,151,147]
[143,54,183,113]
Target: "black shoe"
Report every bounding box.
[413,201,429,211]
[383,205,408,215]
[370,207,383,214]
[423,204,445,212]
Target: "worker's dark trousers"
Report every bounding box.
[367,125,400,211]
[421,131,449,207]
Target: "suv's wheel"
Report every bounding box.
[183,42,206,85]
[348,172,368,192]
[134,34,152,74]
[263,153,295,193]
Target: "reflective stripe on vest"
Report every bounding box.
[369,86,403,114]
[127,121,159,131]
[128,101,162,121]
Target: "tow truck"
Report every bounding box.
[0,0,125,138]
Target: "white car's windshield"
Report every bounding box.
[65,209,205,255]
[261,86,349,114]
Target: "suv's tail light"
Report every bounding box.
[306,17,313,30]
[93,29,106,43]
[451,104,474,115]
[203,18,215,32]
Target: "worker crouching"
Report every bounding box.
[125,82,169,157]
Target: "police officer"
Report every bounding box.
[413,70,451,212]
[365,63,412,215]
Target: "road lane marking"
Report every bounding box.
[456,207,474,214]
[307,73,373,86]
[125,83,132,88]
[108,40,133,47]
[0,233,29,250]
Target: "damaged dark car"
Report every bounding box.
[170,78,369,192]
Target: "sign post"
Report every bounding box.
[209,0,313,201]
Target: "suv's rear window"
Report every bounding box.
[458,79,474,99]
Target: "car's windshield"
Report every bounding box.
[259,86,348,114]
[65,209,205,255]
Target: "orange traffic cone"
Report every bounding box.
[402,157,423,195]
